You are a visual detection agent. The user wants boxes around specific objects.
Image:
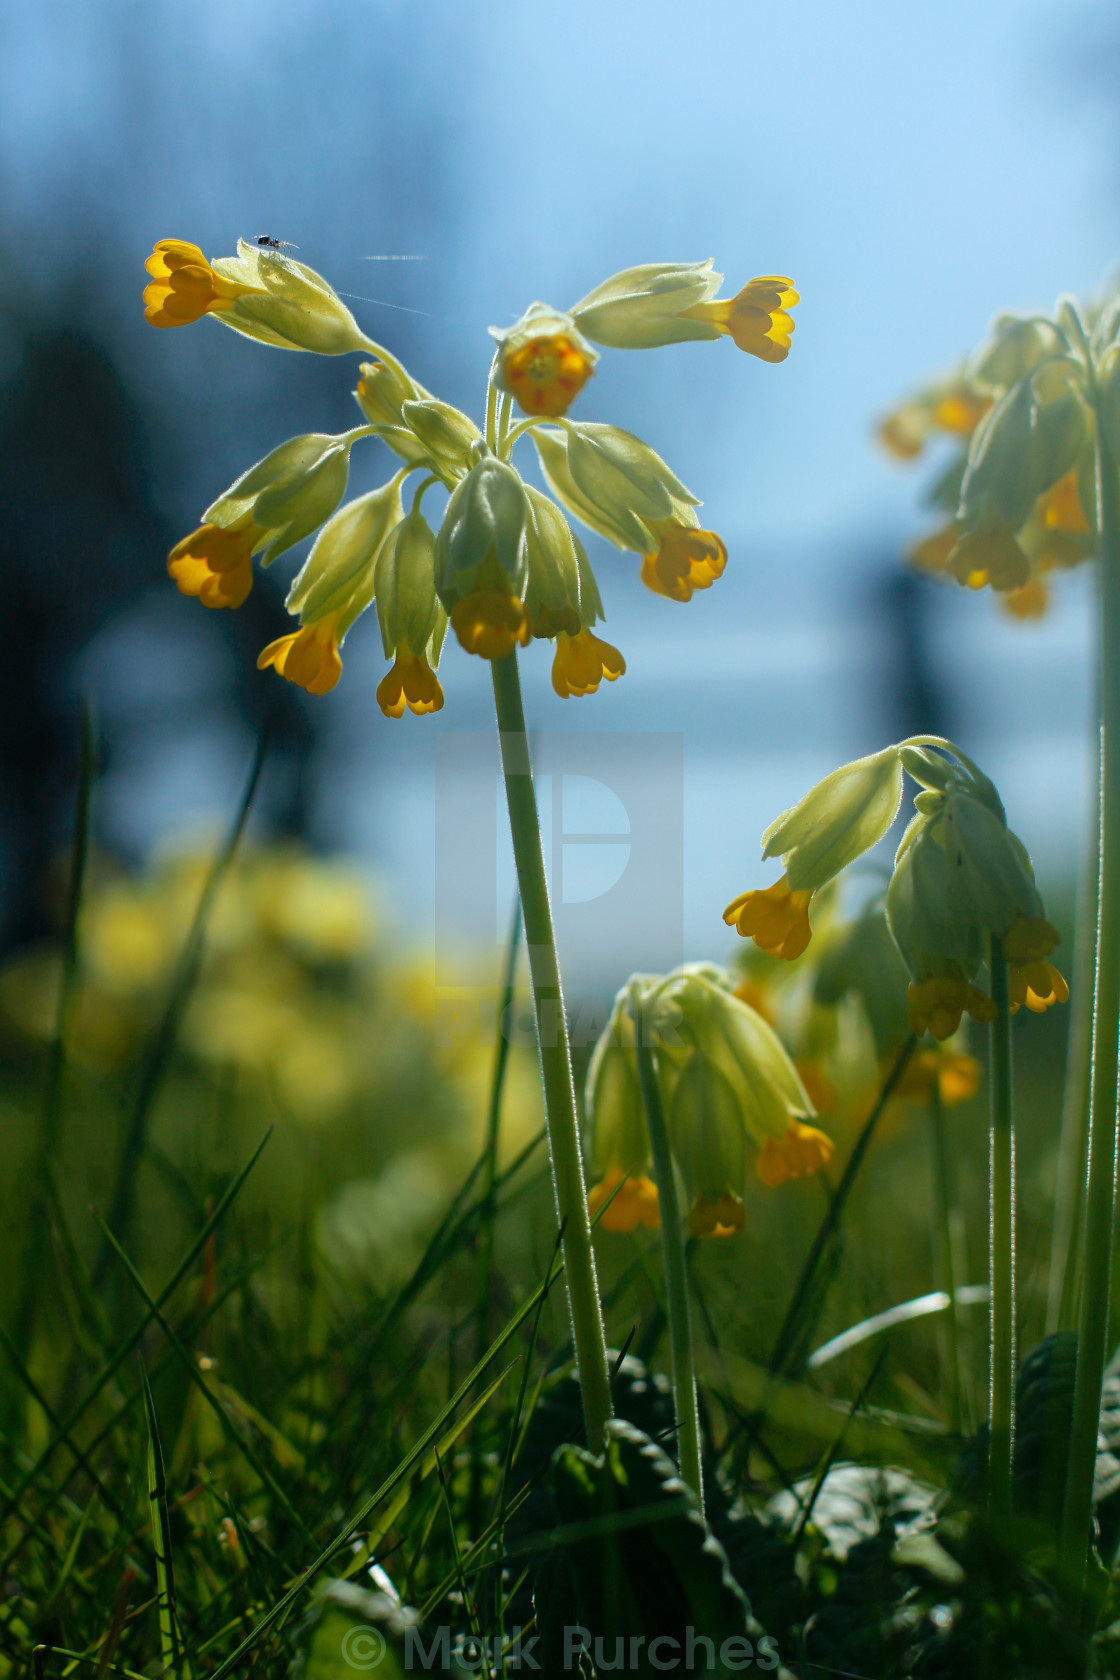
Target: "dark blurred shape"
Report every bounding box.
[869,563,954,742]
[0,318,319,948]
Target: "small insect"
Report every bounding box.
[255,235,299,254]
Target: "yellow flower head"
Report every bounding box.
[641,521,727,602]
[1000,578,1050,619]
[947,522,1031,592]
[168,523,259,609]
[755,1120,834,1187]
[1038,470,1091,536]
[682,276,799,363]
[1009,958,1069,1015]
[878,385,990,460]
[551,628,625,698]
[449,589,531,660]
[909,523,960,577]
[907,976,998,1041]
[257,612,344,696]
[723,876,814,962]
[376,648,445,719]
[502,332,596,418]
[894,1048,982,1106]
[1002,914,1060,966]
[687,1190,744,1238]
[587,1168,660,1233]
[143,239,251,328]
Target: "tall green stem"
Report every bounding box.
[489,651,613,1451]
[1061,422,1120,1584]
[927,1081,964,1434]
[1047,786,1099,1334]
[629,987,704,1512]
[988,938,1015,1514]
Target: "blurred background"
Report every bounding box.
[0,0,1112,1447]
[1,0,1116,976]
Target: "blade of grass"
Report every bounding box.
[100,1219,317,1548]
[12,701,98,1367]
[92,727,268,1290]
[139,1359,189,1680]
[769,1034,917,1378]
[791,1345,891,1548]
[0,1324,126,1521]
[0,1128,272,1565]
[205,1246,566,1680]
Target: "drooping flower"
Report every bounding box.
[258,614,345,696]
[143,240,254,328]
[755,1120,834,1187]
[906,975,999,1041]
[551,628,625,698]
[587,1168,660,1233]
[450,590,531,658]
[376,651,444,718]
[168,524,258,609]
[640,520,727,601]
[723,877,814,961]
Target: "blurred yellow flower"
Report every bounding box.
[687,1190,744,1238]
[587,1169,661,1233]
[1008,959,1069,1016]
[907,976,998,1041]
[755,1119,834,1187]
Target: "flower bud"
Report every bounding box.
[146,239,372,355]
[354,361,433,468]
[968,314,1067,391]
[523,486,584,639]
[434,456,529,607]
[490,303,598,417]
[168,432,354,609]
[286,477,405,628]
[760,746,904,893]
[374,507,440,660]
[570,261,724,350]
[399,398,482,474]
[940,791,1044,934]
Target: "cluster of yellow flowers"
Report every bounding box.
[584,964,833,1239]
[723,737,1067,1041]
[878,300,1113,618]
[145,241,797,708]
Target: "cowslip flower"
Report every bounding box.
[257,477,406,696]
[571,260,799,362]
[168,432,357,610]
[585,966,831,1239]
[145,237,372,355]
[724,747,904,960]
[147,242,796,710]
[373,501,446,718]
[491,304,599,419]
[880,298,1109,616]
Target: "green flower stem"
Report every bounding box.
[1047,791,1099,1334]
[629,986,704,1513]
[927,1081,964,1434]
[1061,421,1120,1583]
[489,650,614,1452]
[988,937,1015,1514]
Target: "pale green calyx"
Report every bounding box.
[286,475,405,630]
[433,455,529,607]
[523,486,586,635]
[968,313,1068,391]
[535,422,699,554]
[374,506,440,658]
[761,746,905,892]
[399,398,482,475]
[940,791,1044,934]
[570,261,723,350]
[210,240,371,356]
[204,432,354,565]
